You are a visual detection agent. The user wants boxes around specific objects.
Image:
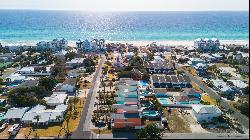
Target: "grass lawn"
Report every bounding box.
[186,67,197,76]
[215,63,229,67]
[0,62,12,68]
[24,98,85,138]
[201,94,217,105]
[91,128,112,134]
[191,82,203,93]
[163,109,191,133]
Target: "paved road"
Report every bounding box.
[162,133,249,139]
[95,132,248,139]
[71,54,105,139]
[182,68,249,133]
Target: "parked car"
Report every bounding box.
[0,121,8,131]
[8,124,21,136]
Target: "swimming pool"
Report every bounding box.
[0,113,5,121]
[158,98,169,105]
[7,83,19,87]
[142,110,159,117]
[139,80,148,86]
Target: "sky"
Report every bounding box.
[0,0,249,11]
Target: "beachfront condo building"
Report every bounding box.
[37,38,68,53]
[194,38,220,52]
[76,39,106,52]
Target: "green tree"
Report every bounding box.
[33,115,41,139]
[136,123,163,139]
[83,58,96,67]
[236,102,249,117]
[38,77,58,91]
[65,114,71,139]
[65,52,77,61]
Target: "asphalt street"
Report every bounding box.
[71,54,105,139]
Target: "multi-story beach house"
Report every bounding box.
[194,38,220,52]
[76,39,105,52]
[4,43,28,52]
[151,75,192,89]
[111,78,143,129]
[37,38,68,53]
[144,62,175,74]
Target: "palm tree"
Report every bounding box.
[33,115,41,139]
[72,97,79,111]
[56,115,62,125]
[216,98,222,107]
[101,81,106,104]
[64,114,71,139]
[109,80,113,92]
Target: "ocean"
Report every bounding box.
[0,10,249,42]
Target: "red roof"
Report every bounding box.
[125,102,137,105]
[116,109,124,113]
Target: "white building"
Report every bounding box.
[192,105,222,122]
[16,66,51,76]
[211,79,234,96]
[4,107,29,122]
[5,43,27,52]
[194,38,220,52]
[188,58,205,66]
[5,73,26,83]
[55,78,77,95]
[44,92,68,107]
[37,38,68,52]
[227,80,248,89]
[66,58,85,69]
[151,56,165,63]
[22,104,68,125]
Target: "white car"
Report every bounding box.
[8,124,21,136]
[0,123,8,131]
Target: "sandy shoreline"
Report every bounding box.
[0,39,249,47]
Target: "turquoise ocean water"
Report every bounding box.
[0,10,249,42]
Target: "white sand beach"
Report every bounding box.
[0,39,249,47]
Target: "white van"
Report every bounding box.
[8,124,21,136]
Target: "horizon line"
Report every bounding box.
[0,8,249,12]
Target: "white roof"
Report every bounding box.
[200,53,215,58]
[228,80,248,89]
[218,67,236,74]
[55,104,68,111]
[22,104,67,123]
[211,38,218,41]
[195,38,202,42]
[125,52,134,56]
[66,58,85,64]
[22,105,46,122]
[192,105,221,114]
[194,63,207,68]
[18,67,34,72]
[6,73,26,81]
[204,38,209,41]
[4,107,29,119]
[211,54,223,58]
[44,93,67,105]
[211,79,232,92]
[189,58,204,62]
